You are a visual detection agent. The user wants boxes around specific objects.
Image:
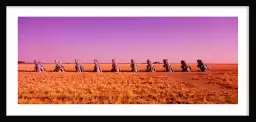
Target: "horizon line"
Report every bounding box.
[19,62,238,64]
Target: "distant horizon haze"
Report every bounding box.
[18,17,238,64]
[18,61,238,64]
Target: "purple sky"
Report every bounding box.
[18,17,238,63]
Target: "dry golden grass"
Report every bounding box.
[18,64,238,104]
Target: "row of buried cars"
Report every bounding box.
[33,59,209,72]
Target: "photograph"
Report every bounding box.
[18,16,238,104]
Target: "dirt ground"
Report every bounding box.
[18,63,238,104]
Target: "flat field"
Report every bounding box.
[18,63,238,104]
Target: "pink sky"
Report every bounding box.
[18,17,238,63]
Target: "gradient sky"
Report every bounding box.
[18,17,238,63]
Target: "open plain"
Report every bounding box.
[18,63,238,104]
